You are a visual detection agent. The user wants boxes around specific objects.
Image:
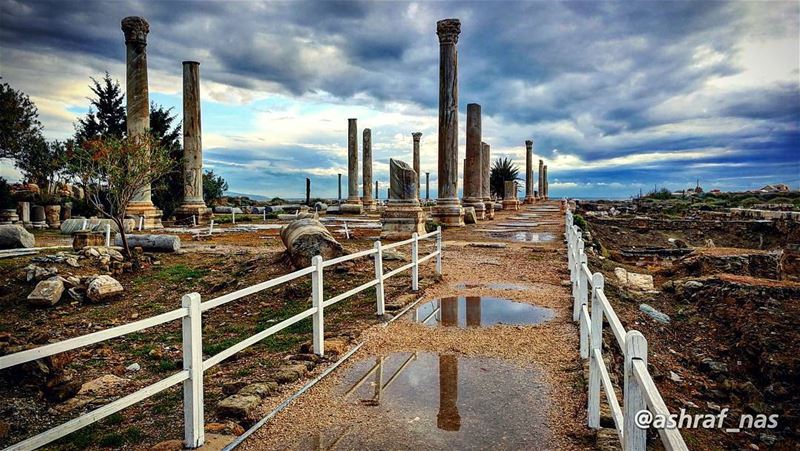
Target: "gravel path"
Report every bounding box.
[240,202,591,450]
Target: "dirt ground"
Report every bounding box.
[239,203,592,450]
[581,209,799,450]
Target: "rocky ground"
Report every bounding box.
[0,215,438,450]
[577,202,799,450]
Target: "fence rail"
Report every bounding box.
[0,228,443,451]
[565,211,687,451]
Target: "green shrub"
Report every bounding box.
[739,196,761,208]
[573,214,588,230]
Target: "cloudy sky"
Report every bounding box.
[1,0,798,199]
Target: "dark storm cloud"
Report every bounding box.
[1,0,798,196]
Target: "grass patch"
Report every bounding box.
[133,264,208,287]
[98,426,143,448]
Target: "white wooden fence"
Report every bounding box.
[0,228,443,451]
[566,211,688,450]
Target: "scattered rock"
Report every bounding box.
[273,364,306,384]
[25,265,58,283]
[86,275,123,302]
[66,287,86,302]
[323,337,349,356]
[65,257,80,268]
[27,279,65,307]
[125,362,141,372]
[372,249,406,261]
[614,267,654,290]
[684,280,704,289]
[707,401,721,412]
[238,382,278,398]
[205,422,245,435]
[669,371,683,382]
[0,224,35,249]
[55,374,130,413]
[222,381,248,396]
[217,394,261,419]
[464,207,477,224]
[639,304,670,324]
[44,375,82,402]
[701,358,729,374]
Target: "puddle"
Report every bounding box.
[409,296,554,328]
[454,282,528,291]
[298,352,551,449]
[488,231,556,242]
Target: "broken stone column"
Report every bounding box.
[31,206,46,228]
[462,103,486,220]
[502,180,520,211]
[543,165,549,199]
[341,118,363,214]
[524,140,536,204]
[380,159,426,239]
[18,202,30,227]
[361,128,376,211]
[432,19,465,227]
[121,16,163,229]
[538,159,544,202]
[481,142,494,220]
[412,132,422,201]
[175,61,212,224]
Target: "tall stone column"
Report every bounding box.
[341,118,363,214]
[543,165,549,199]
[176,61,212,223]
[524,140,536,204]
[361,128,376,211]
[338,173,342,203]
[412,132,422,201]
[462,103,486,220]
[432,19,465,227]
[425,172,430,200]
[121,16,162,229]
[538,159,544,202]
[437,354,461,431]
[481,142,494,220]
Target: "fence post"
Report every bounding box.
[624,330,648,451]
[374,241,385,315]
[181,292,204,448]
[579,252,588,311]
[192,215,196,227]
[572,242,584,321]
[232,210,236,225]
[588,272,604,429]
[311,255,324,356]
[411,232,419,291]
[435,226,442,275]
[209,220,215,235]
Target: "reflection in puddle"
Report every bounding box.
[410,297,554,328]
[454,282,528,291]
[303,352,550,449]
[488,231,555,242]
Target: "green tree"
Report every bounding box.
[490,157,520,198]
[149,103,183,218]
[14,137,67,193]
[203,170,228,206]
[0,81,44,159]
[74,73,127,144]
[66,135,175,258]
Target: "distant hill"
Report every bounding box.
[224,191,270,201]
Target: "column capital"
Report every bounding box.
[437,19,461,44]
[182,60,200,67]
[412,132,422,141]
[525,139,533,149]
[121,16,149,45]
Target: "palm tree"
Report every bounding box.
[490,157,520,198]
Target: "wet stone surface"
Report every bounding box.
[487,231,556,243]
[409,296,555,328]
[454,282,529,291]
[299,352,551,450]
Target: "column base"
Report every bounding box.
[524,196,537,204]
[501,199,521,211]
[175,204,213,225]
[125,203,163,230]
[462,197,486,220]
[432,198,465,227]
[361,198,377,212]
[484,200,495,220]
[340,198,363,215]
[380,201,426,240]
